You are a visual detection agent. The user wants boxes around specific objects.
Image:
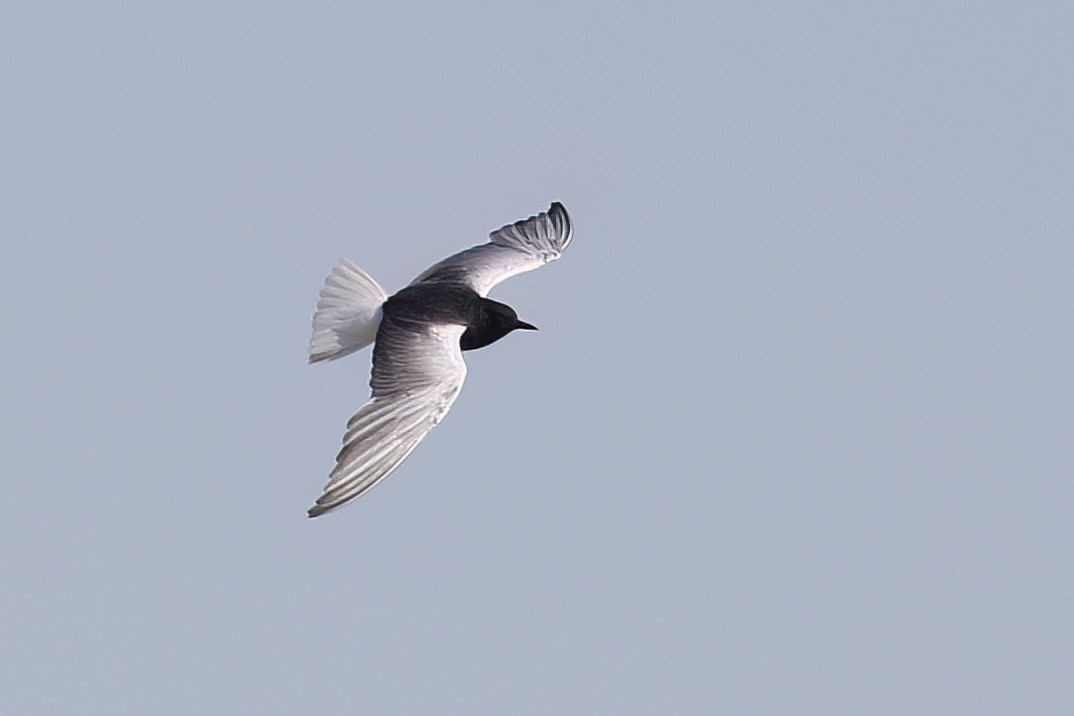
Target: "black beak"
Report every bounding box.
[515,320,539,331]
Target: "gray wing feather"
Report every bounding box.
[411,202,573,296]
[307,319,467,517]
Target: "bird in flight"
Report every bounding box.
[306,202,573,517]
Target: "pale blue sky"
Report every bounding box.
[3,2,1073,713]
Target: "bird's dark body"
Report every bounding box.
[381,282,474,328]
[379,281,534,352]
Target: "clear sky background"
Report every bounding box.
[3,2,1073,714]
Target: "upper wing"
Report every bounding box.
[307,317,467,517]
[411,202,573,296]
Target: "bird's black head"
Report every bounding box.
[461,298,538,351]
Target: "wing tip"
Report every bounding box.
[489,201,573,254]
[546,201,572,251]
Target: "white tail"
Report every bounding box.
[309,259,389,364]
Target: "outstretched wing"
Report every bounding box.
[411,202,573,296]
[307,317,467,517]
